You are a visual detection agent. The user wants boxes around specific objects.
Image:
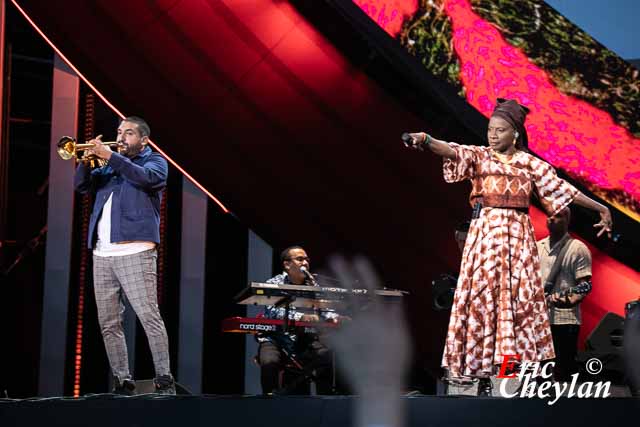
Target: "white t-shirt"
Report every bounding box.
[93,193,156,257]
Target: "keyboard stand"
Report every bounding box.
[270,293,325,395]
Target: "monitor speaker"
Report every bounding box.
[577,312,625,384]
[585,312,625,352]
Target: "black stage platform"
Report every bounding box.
[1,395,637,427]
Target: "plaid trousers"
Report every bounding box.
[93,249,171,381]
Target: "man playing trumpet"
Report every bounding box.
[74,116,174,395]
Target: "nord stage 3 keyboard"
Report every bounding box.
[221,316,339,335]
[234,282,407,309]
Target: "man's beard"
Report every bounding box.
[121,144,141,158]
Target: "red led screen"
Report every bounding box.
[355,0,640,223]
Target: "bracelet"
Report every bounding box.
[422,133,432,146]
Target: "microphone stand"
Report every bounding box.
[1,225,47,278]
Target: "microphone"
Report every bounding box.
[300,266,318,286]
[402,132,423,150]
[401,132,414,147]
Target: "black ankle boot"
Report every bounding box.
[477,378,492,396]
[154,374,176,395]
[112,377,136,396]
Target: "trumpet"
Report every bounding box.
[57,136,122,168]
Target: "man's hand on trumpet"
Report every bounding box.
[85,135,113,161]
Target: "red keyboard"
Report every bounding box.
[221,316,339,334]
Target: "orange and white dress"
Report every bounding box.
[441,143,578,378]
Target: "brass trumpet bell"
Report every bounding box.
[57,136,120,168]
[57,136,77,160]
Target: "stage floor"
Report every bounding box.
[1,394,638,427]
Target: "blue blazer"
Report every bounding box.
[74,146,168,249]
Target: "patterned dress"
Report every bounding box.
[441,143,578,378]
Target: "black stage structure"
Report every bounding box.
[1,395,638,427]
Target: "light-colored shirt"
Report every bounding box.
[94,193,156,257]
[537,234,592,325]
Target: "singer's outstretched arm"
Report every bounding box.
[406,132,456,159]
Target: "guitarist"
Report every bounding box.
[537,207,592,382]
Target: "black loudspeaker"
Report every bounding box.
[585,312,625,352]
[134,379,192,395]
[624,300,640,397]
[432,273,457,311]
[577,312,625,383]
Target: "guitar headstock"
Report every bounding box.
[572,281,592,296]
[555,281,592,299]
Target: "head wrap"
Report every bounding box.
[491,98,530,149]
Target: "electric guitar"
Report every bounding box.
[545,281,592,305]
